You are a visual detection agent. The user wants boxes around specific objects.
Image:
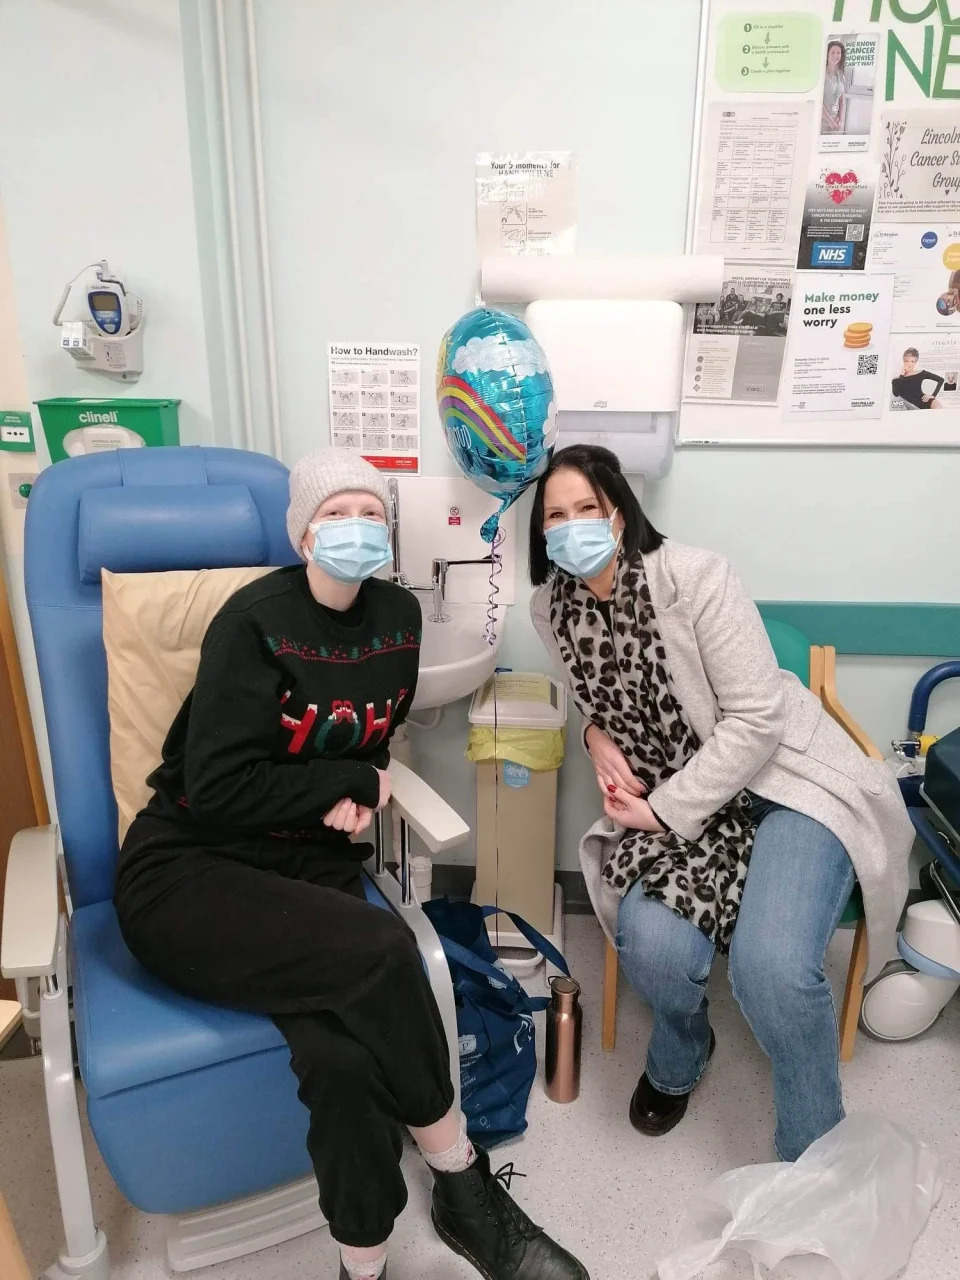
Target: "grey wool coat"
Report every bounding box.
[530,541,913,982]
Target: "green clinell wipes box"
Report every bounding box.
[34,398,181,463]
[0,410,35,452]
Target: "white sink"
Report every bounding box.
[412,602,504,711]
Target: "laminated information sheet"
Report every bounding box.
[818,30,879,154]
[695,102,813,262]
[684,265,792,404]
[887,332,960,415]
[877,111,960,223]
[328,342,420,474]
[782,272,894,421]
[867,224,960,333]
[476,151,577,258]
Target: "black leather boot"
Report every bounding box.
[338,1262,386,1279]
[629,1029,716,1136]
[431,1150,589,1279]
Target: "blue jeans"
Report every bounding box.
[615,795,855,1161]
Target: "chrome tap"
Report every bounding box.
[387,475,435,601]
[387,477,409,586]
[429,555,493,623]
[386,478,492,622]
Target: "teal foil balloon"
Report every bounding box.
[436,307,557,542]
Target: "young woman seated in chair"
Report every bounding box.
[527,444,912,1162]
[114,448,587,1280]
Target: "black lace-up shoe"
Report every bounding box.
[431,1150,589,1279]
[629,1029,716,1136]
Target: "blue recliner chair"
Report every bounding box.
[1,447,466,1278]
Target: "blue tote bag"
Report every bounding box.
[423,897,570,1147]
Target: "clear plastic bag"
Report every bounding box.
[657,1115,943,1280]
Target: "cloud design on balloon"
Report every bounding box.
[451,335,549,381]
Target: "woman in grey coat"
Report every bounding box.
[528,445,912,1161]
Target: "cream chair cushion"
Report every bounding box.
[101,566,274,843]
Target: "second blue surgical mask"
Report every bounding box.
[308,518,392,583]
[545,510,621,579]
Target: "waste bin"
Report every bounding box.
[467,672,566,952]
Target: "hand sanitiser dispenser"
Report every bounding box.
[53,260,144,381]
[523,299,683,479]
[481,253,724,478]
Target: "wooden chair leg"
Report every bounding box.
[0,1192,32,1280]
[602,938,619,1053]
[808,644,824,701]
[839,916,868,1063]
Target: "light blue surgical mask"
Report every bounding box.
[545,509,621,579]
[307,517,392,583]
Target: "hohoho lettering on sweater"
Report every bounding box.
[280,692,407,755]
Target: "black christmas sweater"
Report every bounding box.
[132,566,421,840]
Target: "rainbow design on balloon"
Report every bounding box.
[437,375,526,463]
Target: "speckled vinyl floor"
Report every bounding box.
[3,915,957,1279]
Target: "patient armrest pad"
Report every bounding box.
[2,826,60,978]
[389,760,470,854]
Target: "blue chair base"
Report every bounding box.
[88,1040,313,1214]
[72,875,389,1214]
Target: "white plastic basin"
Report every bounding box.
[412,602,504,711]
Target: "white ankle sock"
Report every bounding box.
[339,1247,387,1279]
[420,1119,477,1174]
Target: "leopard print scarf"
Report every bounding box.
[550,553,754,952]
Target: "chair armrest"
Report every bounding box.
[388,760,470,854]
[819,647,883,761]
[1,826,61,979]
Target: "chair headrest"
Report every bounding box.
[78,485,267,584]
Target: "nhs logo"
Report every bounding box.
[812,241,853,267]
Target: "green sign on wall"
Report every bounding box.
[0,410,35,453]
[715,11,823,92]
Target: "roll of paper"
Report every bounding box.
[481,254,724,305]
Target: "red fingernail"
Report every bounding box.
[607,784,616,792]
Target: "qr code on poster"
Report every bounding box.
[857,352,879,375]
[845,223,865,241]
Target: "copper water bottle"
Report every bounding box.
[544,976,582,1103]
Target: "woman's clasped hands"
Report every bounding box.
[585,723,665,834]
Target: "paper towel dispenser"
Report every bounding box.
[481,254,724,306]
[523,299,684,479]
